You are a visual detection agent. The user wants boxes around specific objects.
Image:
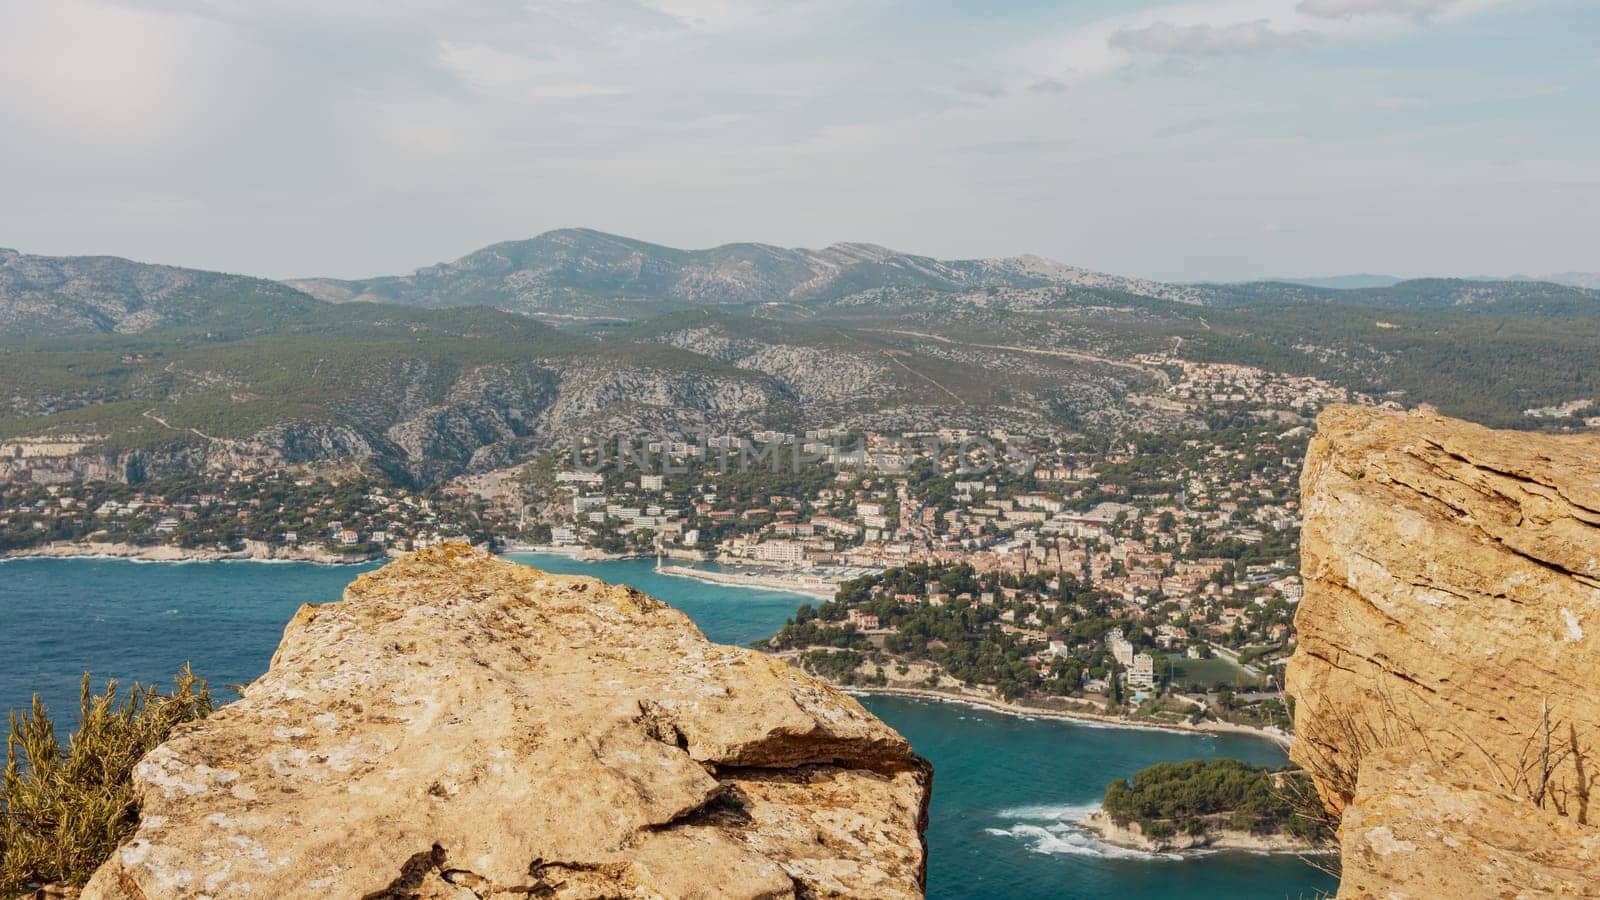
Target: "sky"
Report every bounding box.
[0,0,1596,283]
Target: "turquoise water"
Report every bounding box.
[0,555,1336,899]
[859,695,1334,899]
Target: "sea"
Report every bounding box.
[0,554,1338,899]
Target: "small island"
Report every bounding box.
[1082,758,1332,853]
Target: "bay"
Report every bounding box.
[0,554,1336,898]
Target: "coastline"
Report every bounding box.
[502,549,840,601]
[501,543,642,563]
[0,540,381,565]
[10,542,1289,752]
[843,683,1293,748]
[1077,810,1327,856]
[654,563,838,600]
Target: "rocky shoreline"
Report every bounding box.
[0,540,381,565]
[1078,810,1326,855]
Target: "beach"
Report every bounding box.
[655,563,839,600]
[503,543,708,563]
[839,683,1293,748]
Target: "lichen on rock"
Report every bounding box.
[81,545,931,899]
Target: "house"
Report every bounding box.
[812,516,862,538]
[1106,627,1135,667]
[846,609,881,630]
[1128,652,1156,691]
[752,540,806,565]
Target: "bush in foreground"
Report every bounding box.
[1,667,213,894]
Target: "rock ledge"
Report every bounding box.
[83,545,931,899]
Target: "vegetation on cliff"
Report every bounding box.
[1,668,213,894]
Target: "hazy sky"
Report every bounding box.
[1,0,1596,282]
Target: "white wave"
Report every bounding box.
[0,554,362,567]
[995,801,1101,822]
[984,822,1186,860]
[216,557,364,566]
[0,553,136,563]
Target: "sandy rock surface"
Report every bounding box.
[1288,406,1600,897]
[82,545,930,899]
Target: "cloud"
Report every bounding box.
[0,0,237,150]
[642,0,751,29]
[0,0,1585,285]
[1108,19,1321,58]
[433,41,630,100]
[956,78,1008,99]
[1297,0,1460,20]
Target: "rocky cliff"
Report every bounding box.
[1288,405,1600,896]
[81,546,931,899]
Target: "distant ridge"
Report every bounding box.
[1276,274,1403,290]
[0,251,319,337]
[1473,271,1600,291]
[3,230,1596,338]
[1,232,1597,484]
[1275,271,1600,292]
[282,227,1195,314]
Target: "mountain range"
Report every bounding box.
[4,229,1596,338]
[1,229,1597,485]
[0,248,317,337]
[1280,272,1600,291]
[281,227,1198,316]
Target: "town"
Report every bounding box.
[0,472,500,561]
[1,359,1364,732]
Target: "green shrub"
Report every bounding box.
[800,649,866,684]
[1140,819,1176,839]
[1,667,213,894]
[1100,757,1336,843]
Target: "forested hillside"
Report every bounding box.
[3,233,1595,485]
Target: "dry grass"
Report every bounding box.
[1,667,213,895]
[1459,697,1593,821]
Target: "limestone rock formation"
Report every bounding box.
[81,546,931,899]
[1288,405,1600,896]
[1336,749,1600,897]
